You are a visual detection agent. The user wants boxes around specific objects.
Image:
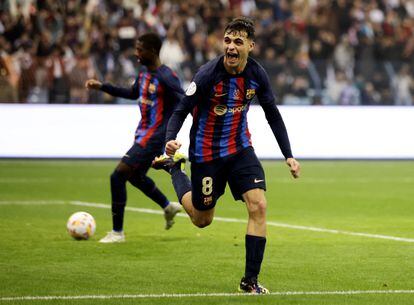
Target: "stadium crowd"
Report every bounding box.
[0,0,413,105]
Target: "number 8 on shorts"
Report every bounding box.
[202,176,213,195]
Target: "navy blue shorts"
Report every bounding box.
[121,142,163,173]
[190,147,266,211]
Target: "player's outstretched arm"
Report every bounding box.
[286,158,300,179]
[85,79,103,90]
[165,140,182,157]
[85,79,139,99]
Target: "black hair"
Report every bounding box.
[224,17,255,40]
[137,33,162,55]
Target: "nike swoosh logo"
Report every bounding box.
[214,93,228,97]
[124,154,130,158]
[254,179,264,183]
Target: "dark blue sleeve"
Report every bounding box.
[101,78,139,100]
[160,70,185,105]
[165,70,208,142]
[256,65,293,159]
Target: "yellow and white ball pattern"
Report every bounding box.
[66,212,96,240]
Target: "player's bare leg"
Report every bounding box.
[243,188,267,237]
[180,191,214,228]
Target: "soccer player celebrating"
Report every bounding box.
[85,33,183,243]
[153,17,301,293]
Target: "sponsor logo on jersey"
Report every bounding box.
[138,97,155,106]
[214,92,228,97]
[148,83,156,94]
[228,104,248,114]
[214,104,228,116]
[213,104,248,116]
[246,89,256,99]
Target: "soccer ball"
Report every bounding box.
[66,212,96,240]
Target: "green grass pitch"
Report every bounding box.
[1,160,414,305]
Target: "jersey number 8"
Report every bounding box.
[202,177,213,196]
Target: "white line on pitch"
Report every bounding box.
[70,200,414,243]
[1,290,414,301]
[0,200,67,205]
[1,200,414,243]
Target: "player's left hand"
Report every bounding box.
[286,158,301,179]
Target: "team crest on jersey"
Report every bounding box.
[203,196,213,205]
[148,83,156,94]
[246,89,256,100]
[214,104,227,116]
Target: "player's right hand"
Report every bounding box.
[165,140,182,157]
[286,158,301,179]
[85,79,102,90]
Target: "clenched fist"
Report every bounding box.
[85,79,103,90]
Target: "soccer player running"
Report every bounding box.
[85,33,183,243]
[152,17,301,293]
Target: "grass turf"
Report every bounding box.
[0,160,414,305]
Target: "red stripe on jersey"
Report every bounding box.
[227,77,245,155]
[137,72,143,103]
[140,82,164,147]
[140,73,151,129]
[202,82,223,162]
[192,105,199,120]
[245,120,252,146]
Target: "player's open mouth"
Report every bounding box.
[226,53,239,62]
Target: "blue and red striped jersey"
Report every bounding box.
[102,65,183,148]
[166,56,293,163]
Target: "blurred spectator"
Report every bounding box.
[371,70,393,105]
[338,80,360,105]
[27,57,49,103]
[0,38,18,102]
[334,35,354,75]
[394,64,413,105]
[160,29,185,72]
[69,51,96,104]
[46,44,71,103]
[327,69,360,105]
[15,42,36,102]
[360,81,381,105]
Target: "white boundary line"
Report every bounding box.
[71,200,414,243]
[1,290,414,301]
[2,200,414,243]
[0,200,67,205]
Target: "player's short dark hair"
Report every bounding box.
[224,17,255,40]
[137,33,162,55]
